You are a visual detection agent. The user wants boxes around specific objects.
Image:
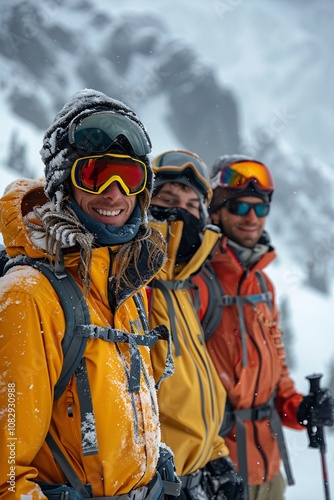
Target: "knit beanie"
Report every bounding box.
[40,88,153,201]
[209,154,273,214]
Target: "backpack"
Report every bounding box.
[0,247,180,498]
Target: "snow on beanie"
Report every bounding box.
[40,88,152,200]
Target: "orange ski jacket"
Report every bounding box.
[193,237,303,485]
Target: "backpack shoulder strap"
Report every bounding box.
[149,278,192,357]
[41,264,91,400]
[255,270,273,313]
[197,264,273,367]
[198,261,225,342]
[4,255,90,399]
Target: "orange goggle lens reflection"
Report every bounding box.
[212,161,275,191]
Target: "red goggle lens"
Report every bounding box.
[71,154,147,195]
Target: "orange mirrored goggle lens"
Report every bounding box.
[212,161,275,191]
[71,154,147,195]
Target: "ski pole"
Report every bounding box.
[306,373,331,500]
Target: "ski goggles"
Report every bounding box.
[71,153,147,196]
[153,150,212,200]
[61,111,151,156]
[211,161,275,191]
[224,199,270,217]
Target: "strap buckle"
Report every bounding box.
[180,469,203,490]
[252,404,272,421]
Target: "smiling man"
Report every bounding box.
[209,156,272,250]
[193,155,334,499]
[196,155,297,499]
[70,153,147,230]
[0,89,179,500]
[212,195,268,248]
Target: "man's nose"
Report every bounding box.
[244,207,259,221]
[101,181,123,197]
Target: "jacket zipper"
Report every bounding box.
[173,290,217,470]
[238,271,269,482]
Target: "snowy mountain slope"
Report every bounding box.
[120,0,334,168]
[283,426,334,500]
[266,252,334,499]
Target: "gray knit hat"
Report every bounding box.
[209,154,274,214]
[40,88,152,200]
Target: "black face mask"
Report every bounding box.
[149,205,204,263]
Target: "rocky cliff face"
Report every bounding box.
[0,1,239,163]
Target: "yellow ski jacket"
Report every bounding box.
[148,220,229,477]
[0,179,166,499]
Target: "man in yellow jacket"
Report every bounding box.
[147,150,245,499]
[0,89,178,499]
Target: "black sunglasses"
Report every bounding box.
[224,199,270,217]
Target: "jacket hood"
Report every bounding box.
[149,219,220,280]
[0,179,166,305]
[0,178,49,259]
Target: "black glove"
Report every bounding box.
[203,456,246,500]
[297,388,334,427]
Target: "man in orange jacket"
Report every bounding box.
[193,155,334,500]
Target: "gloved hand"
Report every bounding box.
[203,456,245,500]
[297,388,334,427]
